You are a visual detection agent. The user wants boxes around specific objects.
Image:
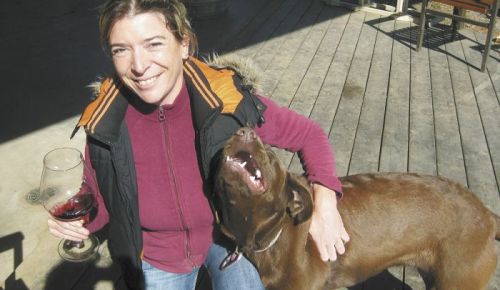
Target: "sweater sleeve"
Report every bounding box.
[254,96,343,194]
[84,144,109,233]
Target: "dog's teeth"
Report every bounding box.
[250,176,256,182]
[255,169,261,178]
[240,162,247,168]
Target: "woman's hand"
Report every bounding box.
[309,183,350,262]
[47,218,90,242]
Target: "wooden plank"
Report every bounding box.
[238,0,311,61]
[252,0,314,74]
[461,29,500,194]
[408,22,436,175]
[428,26,467,185]
[445,33,500,213]
[348,16,392,175]
[251,0,323,166]
[194,0,269,53]
[458,30,500,290]
[271,5,337,109]
[305,10,364,176]
[223,0,293,58]
[272,6,337,167]
[475,29,500,102]
[246,0,302,53]
[270,6,346,170]
[328,11,379,177]
[222,0,288,54]
[260,0,323,96]
[306,9,354,134]
[288,7,352,174]
[378,20,411,173]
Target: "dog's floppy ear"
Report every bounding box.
[286,173,313,225]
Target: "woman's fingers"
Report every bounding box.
[334,239,346,255]
[47,218,89,241]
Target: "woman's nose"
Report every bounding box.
[131,49,150,75]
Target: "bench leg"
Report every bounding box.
[482,13,496,71]
[417,0,428,51]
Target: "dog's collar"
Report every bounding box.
[219,227,283,271]
[254,228,283,253]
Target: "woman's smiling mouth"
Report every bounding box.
[135,75,159,88]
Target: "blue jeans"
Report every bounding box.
[142,243,265,290]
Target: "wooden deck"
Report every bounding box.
[195,0,500,288]
[9,0,499,289]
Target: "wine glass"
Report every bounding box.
[39,147,99,262]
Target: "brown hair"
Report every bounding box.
[99,0,198,55]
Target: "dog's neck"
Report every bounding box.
[254,228,283,252]
[249,218,324,290]
[247,209,287,253]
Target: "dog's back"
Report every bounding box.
[331,173,499,290]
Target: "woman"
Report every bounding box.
[47,0,349,289]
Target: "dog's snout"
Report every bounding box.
[235,127,257,143]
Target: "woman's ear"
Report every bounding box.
[286,173,313,225]
[181,37,190,60]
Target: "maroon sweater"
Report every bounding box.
[87,81,342,273]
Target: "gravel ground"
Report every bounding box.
[410,0,499,40]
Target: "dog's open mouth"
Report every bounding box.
[225,151,266,193]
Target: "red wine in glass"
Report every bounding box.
[49,191,96,250]
[50,192,95,221]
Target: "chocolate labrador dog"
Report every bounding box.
[214,127,500,290]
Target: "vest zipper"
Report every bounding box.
[158,106,195,267]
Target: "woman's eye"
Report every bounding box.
[111,48,127,56]
[148,42,164,49]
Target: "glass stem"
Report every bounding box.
[63,239,85,250]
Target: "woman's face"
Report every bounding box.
[109,12,189,106]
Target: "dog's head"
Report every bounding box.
[214,127,313,253]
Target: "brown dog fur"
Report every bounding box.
[214,127,500,290]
